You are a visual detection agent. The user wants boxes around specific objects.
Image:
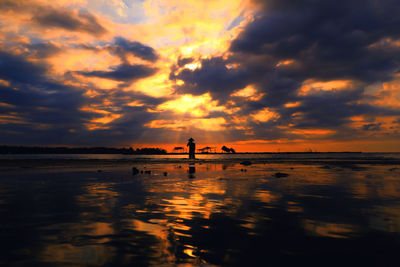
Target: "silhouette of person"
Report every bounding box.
[188,165,196,178]
[187,138,196,159]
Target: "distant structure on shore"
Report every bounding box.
[221,146,236,153]
[198,146,216,153]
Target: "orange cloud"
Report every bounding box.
[145,117,226,131]
[80,106,121,130]
[298,79,354,95]
[153,93,226,117]
[251,107,280,123]
[231,85,264,101]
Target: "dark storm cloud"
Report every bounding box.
[27,43,62,58]
[362,123,382,131]
[32,9,107,36]
[0,50,90,144]
[230,0,400,82]
[290,89,373,128]
[112,37,158,62]
[0,48,165,146]
[0,51,46,84]
[172,0,400,141]
[77,64,157,82]
[172,57,249,100]
[174,0,400,97]
[177,57,194,67]
[0,0,107,36]
[75,38,159,85]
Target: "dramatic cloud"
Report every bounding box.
[112,37,158,62]
[0,51,46,84]
[0,0,399,151]
[171,0,400,150]
[172,57,249,100]
[32,9,107,36]
[77,64,157,82]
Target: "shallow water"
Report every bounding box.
[1,152,400,160]
[1,163,400,266]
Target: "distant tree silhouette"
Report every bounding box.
[173,147,185,153]
[221,146,236,153]
[0,146,166,154]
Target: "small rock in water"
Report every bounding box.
[97,170,102,173]
[240,161,252,166]
[144,170,151,174]
[132,167,139,175]
[163,172,168,176]
[273,172,289,178]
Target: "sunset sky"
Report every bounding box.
[1,0,400,152]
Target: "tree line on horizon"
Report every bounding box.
[0,146,167,155]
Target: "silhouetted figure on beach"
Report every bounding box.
[187,138,196,159]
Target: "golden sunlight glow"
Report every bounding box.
[376,77,400,108]
[145,117,226,131]
[155,93,225,117]
[80,106,121,130]
[349,115,365,122]
[176,79,185,86]
[0,79,10,87]
[290,129,335,135]
[284,101,301,108]
[91,114,121,124]
[299,79,354,95]
[126,100,145,107]
[251,107,280,123]
[368,37,400,49]
[231,85,264,101]
[275,59,294,67]
[127,73,174,97]
[184,62,202,70]
[47,49,121,76]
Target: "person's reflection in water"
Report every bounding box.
[187,138,196,159]
[188,166,196,179]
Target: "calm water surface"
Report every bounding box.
[1,152,400,160]
[0,163,400,266]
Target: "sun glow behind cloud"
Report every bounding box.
[0,0,400,151]
[154,93,225,117]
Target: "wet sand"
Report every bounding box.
[0,159,400,266]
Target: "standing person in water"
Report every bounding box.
[187,138,196,159]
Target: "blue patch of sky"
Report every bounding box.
[93,0,148,25]
[225,13,246,31]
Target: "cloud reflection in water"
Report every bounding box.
[0,163,399,265]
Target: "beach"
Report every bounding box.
[0,155,400,266]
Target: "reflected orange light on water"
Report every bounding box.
[2,161,399,265]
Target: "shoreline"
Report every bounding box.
[1,157,399,172]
